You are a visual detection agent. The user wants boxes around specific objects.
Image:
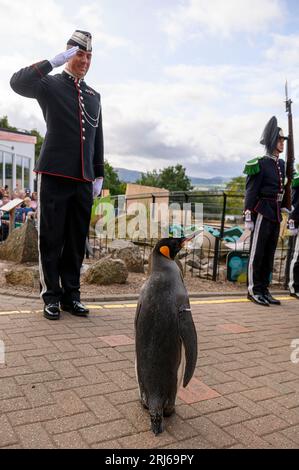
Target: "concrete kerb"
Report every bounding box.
[0,287,289,303]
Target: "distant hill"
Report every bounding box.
[190,176,230,185]
[115,167,142,183]
[115,167,231,186]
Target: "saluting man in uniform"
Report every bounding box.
[243,116,287,306]
[288,174,299,298]
[10,30,104,320]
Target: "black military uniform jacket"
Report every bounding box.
[244,156,285,223]
[290,177,299,227]
[10,60,104,182]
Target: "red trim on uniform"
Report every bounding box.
[253,200,279,223]
[34,170,92,182]
[253,201,260,213]
[273,159,283,223]
[74,80,86,180]
[32,64,43,78]
[273,159,283,192]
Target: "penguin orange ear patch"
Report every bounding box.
[160,246,170,258]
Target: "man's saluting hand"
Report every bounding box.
[49,46,79,68]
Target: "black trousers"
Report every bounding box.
[37,174,93,304]
[289,233,299,294]
[247,213,280,295]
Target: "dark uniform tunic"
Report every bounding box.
[288,181,299,294]
[244,155,285,296]
[10,60,104,304]
[10,60,104,180]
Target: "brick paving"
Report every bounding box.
[0,293,299,448]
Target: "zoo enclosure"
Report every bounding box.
[87,190,291,286]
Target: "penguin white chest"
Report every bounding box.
[177,342,186,389]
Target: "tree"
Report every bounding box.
[0,115,44,163]
[160,164,193,191]
[103,160,126,195]
[136,164,193,191]
[225,175,246,216]
[225,176,246,193]
[0,115,17,132]
[136,169,161,188]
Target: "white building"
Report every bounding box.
[0,128,36,193]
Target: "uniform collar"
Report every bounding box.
[266,153,279,161]
[62,69,84,84]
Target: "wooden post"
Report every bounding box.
[9,208,16,235]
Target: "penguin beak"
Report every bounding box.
[181,229,202,245]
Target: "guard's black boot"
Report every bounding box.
[263,293,281,305]
[247,293,270,307]
[43,302,60,320]
[290,292,299,299]
[61,300,89,316]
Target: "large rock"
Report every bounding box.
[84,257,128,285]
[186,256,201,269]
[0,219,38,263]
[108,239,144,273]
[5,264,40,288]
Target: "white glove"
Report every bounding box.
[281,206,294,214]
[49,46,79,68]
[93,177,103,198]
[288,219,298,236]
[245,221,254,231]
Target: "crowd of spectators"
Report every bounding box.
[0,185,37,241]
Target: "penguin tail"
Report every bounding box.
[150,411,163,435]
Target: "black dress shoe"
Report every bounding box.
[290,292,299,299]
[247,293,270,307]
[263,293,281,305]
[44,303,60,320]
[60,301,89,316]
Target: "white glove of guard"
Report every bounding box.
[49,46,79,68]
[245,221,254,231]
[93,177,103,198]
[281,206,294,214]
[290,228,299,236]
[288,219,298,236]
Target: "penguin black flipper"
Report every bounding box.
[178,306,198,387]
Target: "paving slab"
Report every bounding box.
[0,292,299,448]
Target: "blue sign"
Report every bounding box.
[227,251,249,283]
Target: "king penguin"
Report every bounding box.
[135,236,198,435]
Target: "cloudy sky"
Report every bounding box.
[1,0,299,178]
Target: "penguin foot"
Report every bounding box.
[150,413,163,435]
[163,406,175,417]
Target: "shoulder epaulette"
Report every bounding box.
[243,156,262,176]
[292,173,299,188]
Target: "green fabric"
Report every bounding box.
[292,173,299,188]
[169,224,201,238]
[243,156,262,176]
[169,224,185,238]
[91,194,112,226]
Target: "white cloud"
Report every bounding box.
[1,0,297,178]
[0,0,131,56]
[0,0,73,53]
[99,57,299,177]
[74,3,132,51]
[161,0,285,47]
[266,33,299,65]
